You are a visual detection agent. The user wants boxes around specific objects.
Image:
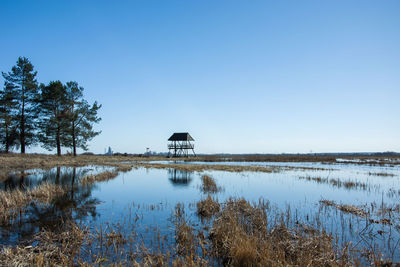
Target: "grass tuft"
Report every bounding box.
[197,195,220,218]
[80,171,118,185]
[0,183,66,224]
[209,198,337,266]
[200,175,221,194]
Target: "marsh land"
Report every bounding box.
[0,154,400,266]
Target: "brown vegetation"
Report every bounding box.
[0,221,87,266]
[209,198,338,266]
[320,200,368,217]
[174,154,400,165]
[200,175,221,194]
[0,153,143,182]
[0,197,397,266]
[197,195,220,218]
[136,162,280,173]
[115,164,134,172]
[368,172,396,177]
[300,176,374,191]
[0,183,66,224]
[80,171,118,185]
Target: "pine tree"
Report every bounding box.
[64,81,101,156]
[0,83,18,152]
[38,81,68,156]
[1,57,39,153]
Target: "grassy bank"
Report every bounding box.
[1,153,399,181]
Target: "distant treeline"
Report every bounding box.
[0,57,101,156]
[207,152,400,157]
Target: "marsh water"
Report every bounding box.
[1,161,400,262]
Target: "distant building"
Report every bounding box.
[106,146,113,155]
[167,132,196,157]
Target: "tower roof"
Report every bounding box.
[168,132,194,141]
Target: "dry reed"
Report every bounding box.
[0,221,87,266]
[209,198,338,266]
[136,162,280,173]
[197,195,220,218]
[320,200,368,217]
[200,175,221,194]
[0,183,66,224]
[80,171,118,185]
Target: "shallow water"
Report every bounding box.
[1,162,400,262]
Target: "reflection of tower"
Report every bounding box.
[168,169,193,186]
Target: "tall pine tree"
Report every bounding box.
[64,81,101,156]
[0,83,18,152]
[38,81,69,156]
[1,57,39,153]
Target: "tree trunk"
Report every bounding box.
[20,112,25,154]
[72,123,76,156]
[56,124,61,156]
[71,167,76,199]
[56,167,60,184]
[5,123,9,153]
[20,78,25,154]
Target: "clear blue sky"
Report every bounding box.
[1,0,399,154]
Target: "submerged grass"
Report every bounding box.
[200,175,221,194]
[368,172,396,177]
[320,200,368,217]
[300,176,374,192]
[0,183,66,224]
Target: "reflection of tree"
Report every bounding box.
[0,167,99,245]
[1,166,93,191]
[168,169,193,187]
[1,171,33,191]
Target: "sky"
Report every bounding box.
[0,0,399,154]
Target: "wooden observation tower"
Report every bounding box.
[168,132,196,157]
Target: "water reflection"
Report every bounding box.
[168,169,193,187]
[1,171,34,191]
[0,167,99,245]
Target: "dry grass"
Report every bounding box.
[80,171,118,185]
[174,203,196,256]
[178,154,400,165]
[197,195,220,218]
[300,176,371,191]
[200,175,221,194]
[115,164,133,172]
[0,153,161,182]
[0,183,66,224]
[209,198,338,266]
[368,172,396,177]
[136,162,280,173]
[0,221,87,266]
[0,196,396,266]
[1,153,398,181]
[320,200,368,217]
[299,176,329,183]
